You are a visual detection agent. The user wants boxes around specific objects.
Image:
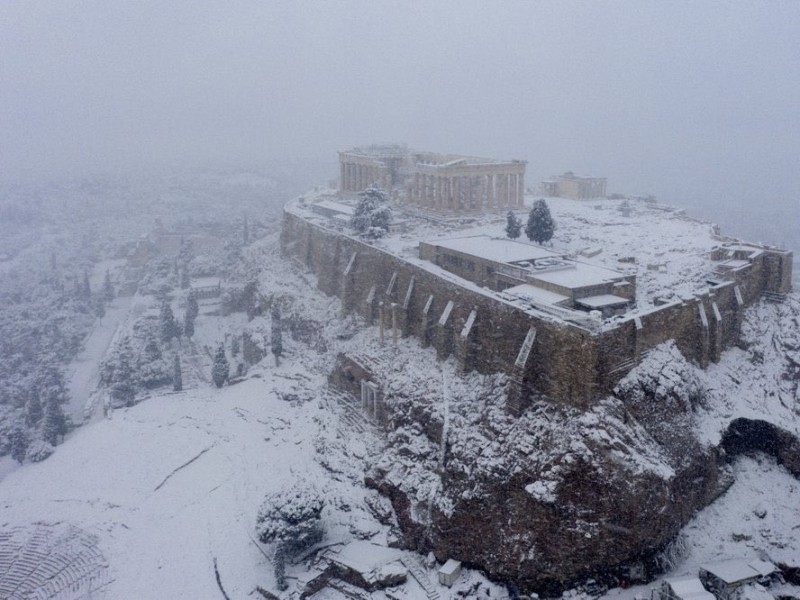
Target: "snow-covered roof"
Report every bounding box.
[326,541,404,575]
[504,284,570,306]
[529,261,628,289]
[666,576,717,600]
[438,559,461,575]
[314,199,355,216]
[700,559,777,584]
[425,235,558,264]
[190,277,220,288]
[576,294,631,309]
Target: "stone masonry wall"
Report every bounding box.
[281,207,791,409]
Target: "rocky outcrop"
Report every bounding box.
[364,342,734,594]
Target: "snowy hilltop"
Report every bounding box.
[0,173,798,600]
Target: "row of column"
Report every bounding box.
[407,172,525,212]
[340,161,389,192]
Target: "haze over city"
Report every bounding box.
[2,1,798,243]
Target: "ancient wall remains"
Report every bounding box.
[281,206,792,412]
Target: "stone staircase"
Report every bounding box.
[763,290,788,303]
[400,557,440,600]
[325,389,371,434]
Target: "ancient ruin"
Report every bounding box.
[541,171,607,199]
[339,144,526,213]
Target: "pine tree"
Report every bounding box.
[184,316,195,339]
[525,199,556,245]
[160,300,179,342]
[110,337,137,407]
[505,211,522,239]
[256,483,324,590]
[103,269,114,301]
[26,394,43,426]
[211,343,229,388]
[186,291,200,322]
[42,397,67,445]
[172,354,183,392]
[179,268,190,290]
[143,336,162,363]
[10,422,29,465]
[271,305,283,367]
[351,187,391,238]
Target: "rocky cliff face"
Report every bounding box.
[362,298,800,594]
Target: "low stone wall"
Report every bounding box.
[281,207,791,410]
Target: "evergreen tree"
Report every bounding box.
[42,397,67,445]
[172,354,183,392]
[350,187,391,238]
[184,316,195,339]
[271,305,283,367]
[243,214,250,245]
[26,394,43,426]
[179,268,190,290]
[110,337,137,407]
[186,291,200,322]
[505,211,522,239]
[160,300,180,342]
[10,422,29,465]
[231,336,240,357]
[525,199,556,245]
[256,483,324,591]
[103,269,114,301]
[82,270,91,300]
[143,336,162,363]
[211,343,229,388]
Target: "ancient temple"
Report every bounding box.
[338,145,526,213]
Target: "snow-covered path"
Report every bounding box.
[64,295,131,424]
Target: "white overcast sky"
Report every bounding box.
[1,1,798,217]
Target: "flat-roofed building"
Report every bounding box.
[419,235,634,316]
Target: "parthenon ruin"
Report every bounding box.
[339,145,526,213]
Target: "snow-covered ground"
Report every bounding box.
[1,194,798,599]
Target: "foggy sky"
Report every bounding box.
[1,1,798,223]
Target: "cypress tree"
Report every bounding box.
[42,397,67,445]
[103,269,114,301]
[10,423,29,465]
[271,305,283,367]
[173,354,183,392]
[211,343,229,388]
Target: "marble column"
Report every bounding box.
[517,172,525,207]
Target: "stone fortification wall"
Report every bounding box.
[282,210,599,411]
[281,206,791,410]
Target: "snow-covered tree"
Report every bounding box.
[103,269,114,301]
[231,336,240,357]
[186,291,199,322]
[26,394,43,426]
[179,268,190,290]
[525,199,556,245]
[109,337,137,407]
[211,343,229,388]
[243,214,250,245]
[42,396,67,445]
[184,316,195,339]
[505,211,522,239]
[256,483,325,590]
[160,300,180,343]
[172,354,182,392]
[271,305,282,366]
[10,422,29,465]
[350,187,391,238]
